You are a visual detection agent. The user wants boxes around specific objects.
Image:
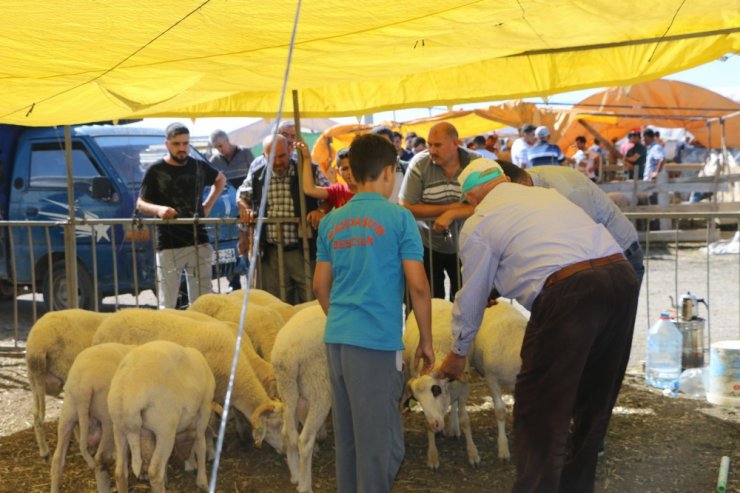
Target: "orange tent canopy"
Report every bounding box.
[556,79,740,149]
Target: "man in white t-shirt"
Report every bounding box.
[510,124,537,168]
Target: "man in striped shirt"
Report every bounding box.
[527,126,565,167]
[399,122,480,301]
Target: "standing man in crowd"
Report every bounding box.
[209,129,255,292]
[499,161,644,285]
[440,158,639,493]
[510,124,536,168]
[623,131,647,180]
[470,135,498,160]
[393,131,415,161]
[237,134,319,304]
[527,126,565,166]
[209,130,254,188]
[399,122,480,301]
[642,128,666,181]
[411,136,427,154]
[137,122,225,309]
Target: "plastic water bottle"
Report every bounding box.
[645,312,682,391]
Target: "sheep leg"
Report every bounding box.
[30,372,50,461]
[93,423,113,493]
[112,425,129,493]
[49,402,77,493]
[195,405,211,492]
[444,400,460,438]
[147,430,175,493]
[456,391,480,467]
[76,397,96,469]
[276,365,301,484]
[426,429,440,470]
[297,400,331,493]
[484,374,511,461]
[280,405,300,484]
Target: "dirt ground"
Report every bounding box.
[0,245,739,492]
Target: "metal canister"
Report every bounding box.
[673,317,706,370]
[679,292,698,321]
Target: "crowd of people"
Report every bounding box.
[136,119,645,493]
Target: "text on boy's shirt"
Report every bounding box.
[327,217,386,250]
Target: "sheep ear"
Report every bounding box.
[400,380,414,413]
[252,424,266,447]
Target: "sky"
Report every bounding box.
[135,53,739,138]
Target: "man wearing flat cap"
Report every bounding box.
[439,158,639,493]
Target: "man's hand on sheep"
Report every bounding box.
[414,342,435,375]
[438,351,467,381]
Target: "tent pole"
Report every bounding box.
[63,125,79,309]
[293,89,314,302]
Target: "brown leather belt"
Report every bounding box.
[543,253,626,289]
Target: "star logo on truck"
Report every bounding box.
[39,199,111,242]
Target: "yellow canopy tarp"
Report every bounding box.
[556,79,740,149]
[1,1,738,126]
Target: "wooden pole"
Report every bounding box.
[293,90,314,302]
[63,126,79,309]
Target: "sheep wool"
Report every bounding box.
[26,309,109,460]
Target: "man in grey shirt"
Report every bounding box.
[209,129,255,291]
[500,161,644,285]
[209,129,254,188]
[399,122,480,301]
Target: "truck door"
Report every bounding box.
[9,140,114,309]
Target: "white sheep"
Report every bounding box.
[49,343,135,493]
[175,308,278,399]
[271,305,330,493]
[25,309,109,460]
[290,300,320,320]
[403,298,479,470]
[91,308,284,454]
[108,340,215,493]
[468,300,526,461]
[228,288,295,323]
[189,293,285,361]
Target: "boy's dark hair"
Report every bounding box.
[575,135,587,144]
[473,135,487,146]
[370,125,395,143]
[392,131,404,141]
[349,134,397,183]
[165,122,189,140]
[412,136,426,147]
[336,147,350,164]
[498,160,530,185]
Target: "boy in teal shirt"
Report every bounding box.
[314,134,434,493]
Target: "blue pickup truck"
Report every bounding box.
[0,124,240,310]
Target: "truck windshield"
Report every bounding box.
[93,135,167,189]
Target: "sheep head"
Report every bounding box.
[251,400,284,454]
[407,373,450,433]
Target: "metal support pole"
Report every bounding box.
[293,89,314,302]
[63,126,79,309]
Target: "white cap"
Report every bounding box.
[535,126,549,140]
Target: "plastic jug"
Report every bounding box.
[645,312,682,391]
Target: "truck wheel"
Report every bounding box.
[42,259,94,311]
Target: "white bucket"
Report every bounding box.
[706,340,740,407]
